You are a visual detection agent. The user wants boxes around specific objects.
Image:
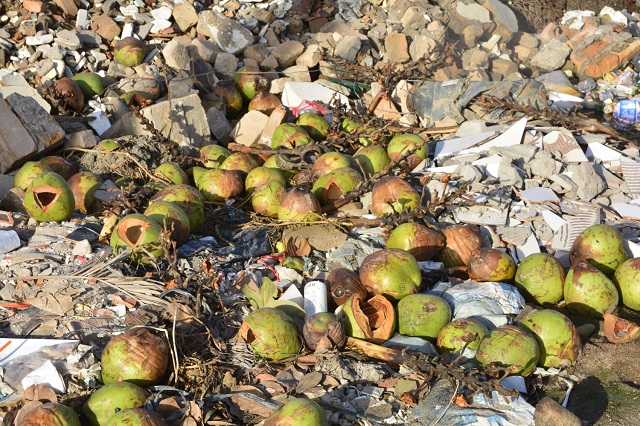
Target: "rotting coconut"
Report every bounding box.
[338,293,396,344]
[109,214,164,264]
[518,309,581,368]
[197,168,245,202]
[271,123,314,149]
[40,156,78,180]
[296,112,330,141]
[311,167,362,205]
[277,187,321,222]
[467,248,516,282]
[100,327,170,386]
[150,185,205,233]
[212,80,244,118]
[144,200,190,246]
[18,403,81,426]
[23,172,75,222]
[234,65,271,100]
[238,307,301,360]
[359,248,422,301]
[476,325,540,377]
[310,152,356,179]
[387,133,428,169]
[82,382,149,426]
[245,167,286,195]
[514,253,565,306]
[370,176,420,217]
[67,171,101,213]
[303,312,347,351]
[263,398,328,426]
[397,294,452,342]
[385,223,446,261]
[570,224,629,277]
[200,144,231,169]
[437,225,484,267]
[603,312,640,344]
[114,37,145,67]
[326,268,368,307]
[248,92,282,115]
[53,77,85,113]
[564,260,619,319]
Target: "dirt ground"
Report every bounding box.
[545,308,640,425]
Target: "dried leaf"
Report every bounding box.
[286,236,312,257]
[295,372,324,394]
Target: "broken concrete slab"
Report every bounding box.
[0,98,38,173]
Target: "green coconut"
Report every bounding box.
[154,163,188,185]
[613,257,640,311]
[72,72,105,98]
[370,176,420,216]
[219,152,259,174]
[386,223,446,261]
[239,308,301,360]
[353,145,391,177]
[234,65,270,100]
[296,112,330,141]
[476,325,540,376]
[569,224,629,276]
[518,309,581,368]
[144,200,190,246]
[150,185,205,233]
[200,144,232,169]
[437,318,489,357]
[109,214,164,264]
[114,37,145,67]
[82,382,149,426]
[104,408,166,426]
[24,172,75,222]
[310,152,356,179]
[197,168,245,202]
[14,161,52,190]
[514,253,565,305]
[271,123,314,149]
[359,248,422,301]
[252,181,286,217]
[564,260,619,318]
[264,398,328,426]
[387,133,428,169]
[397,294,452,342]
[245,167,286,195]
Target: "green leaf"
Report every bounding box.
[242,285,261,309]
[266,299,307,319]
[243,277,279,309]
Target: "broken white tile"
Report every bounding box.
[625,240,640,258]
[620,157,640,198]
[151,6,173,20]
[612,202,640,220]
[459,117,528,156]
[411,163,459,174]
[542,131,588,162]
[453,205,509,226]
[76,10,88,30]
[515,233,541,261]
[586,142,622,164]
[433,131,496,160]
[25,34,54,46]
[519,187,560,203]
[472,154,502,178]
[150,19,172,33]
[86,110,111,136]
[541,209,566,231]
[497,225,532,246]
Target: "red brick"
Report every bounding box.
[22,0,46,13]
[570,39,612,73]
[611,38,640,65]
[581,52,620,78]
[566,26,598,51]
[91,14,120,41]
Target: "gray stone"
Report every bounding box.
[410,33,438,61]
[230,110,270,146]
[530,38,570,71]
[249,7,275,24]
[462,46,490,70]
[498,159,524,188]
[173,2,198,32]
[55,29,82,50]
[191,38,219,63]
[0,98,37,173]
[534,397,581,426]
[492,145,538,163]
[334,35,361,61]
[162,37,192,70]
[528,157,560,177]
[168,76,195,99]
[244,44,270,63]
[214,52,238,80]
[4,93,64,154]
[483,0,518,32]
[567,163,607,200]
[456,2,491,23]
[271,40,305,68]
[197,11,254,55]
[0,174,13,200]
[457,165,484,182]
[549,174,578,192]
[65,129,99,149]
[206,107,233,144]
[42,45,66,61]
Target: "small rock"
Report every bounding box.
[55,29,82,50]
[214,52,238,80]
[384,33,410,63]
[534,397,581,426]
[530,38,571,71]
[173,3,198,32]
[64,130,98,149]
[567,162,607,200]
[22,1,46,13]
[0,98,38,173]
[91,14,121,41]
[271,40,305,68]
[410,33,438,61]
[296,44,322,67]
[162,37,192,70]
[462,25,484,49]
[230,110,270,146]
[191,38,219,63]
[206,107,233,144]
[197,11,254,55]
[456,2,491,23]
[244,44,270,63]
[282,65,311,82]
[334,35,361,61]
[53,0,78,16]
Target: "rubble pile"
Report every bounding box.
[0,0,639,425]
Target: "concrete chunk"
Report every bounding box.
[230,110,270,146]
[4,93,64,154]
